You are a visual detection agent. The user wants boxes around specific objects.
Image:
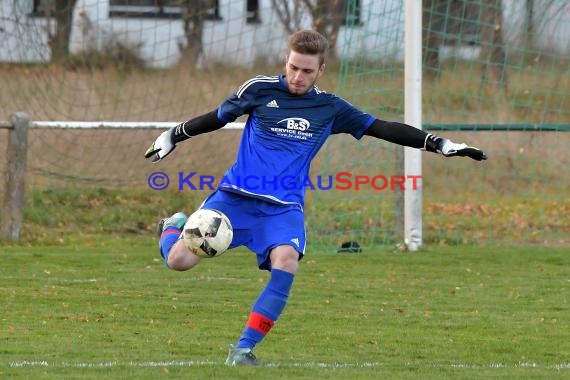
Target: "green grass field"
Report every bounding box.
[1,22,568,380]
[1,239,569,379]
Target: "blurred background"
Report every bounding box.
[0,0,568,248]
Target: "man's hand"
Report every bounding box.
[440,139,488,161]
[145,129,175,163]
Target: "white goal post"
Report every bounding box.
[404,0,423,251]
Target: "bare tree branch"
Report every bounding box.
[479,0,508,94]
[271,0,343,60]
[271,0,295,34]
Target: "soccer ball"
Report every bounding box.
[182,209,233,258]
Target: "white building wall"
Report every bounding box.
[0,0,568,67]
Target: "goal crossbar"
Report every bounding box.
[1,121,567,131]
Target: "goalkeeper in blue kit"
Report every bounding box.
[145,29,487,366]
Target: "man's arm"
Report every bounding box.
[364,119,488,161]
[144,109,226,163]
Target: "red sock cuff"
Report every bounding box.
[246,312,275,335]
[160,229,181,239]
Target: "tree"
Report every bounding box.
[271,0,345,60]
[479,0,508,93]
[271,0,304,33]
[307,0,343,59]
[422,0,441,79]
[42,0,77,63]
[178,0,209,66]
[524,0,535,50]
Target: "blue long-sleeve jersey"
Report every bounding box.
[216,74,375,207]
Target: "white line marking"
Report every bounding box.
[8,360,570,370]
[0,276,98,282]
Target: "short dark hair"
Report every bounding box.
[287,30,329,65]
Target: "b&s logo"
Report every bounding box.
[278,117,310,131]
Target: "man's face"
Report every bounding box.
[284,51,325,95]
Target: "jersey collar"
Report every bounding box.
[279,74,316,97]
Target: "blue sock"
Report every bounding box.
[159,227,181,265]
[236,269,294,349]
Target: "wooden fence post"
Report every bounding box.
[1,112,30,241]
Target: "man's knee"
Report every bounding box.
[167,240,201,271]
[270,245,300,274]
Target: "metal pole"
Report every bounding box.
[404,0,423,251]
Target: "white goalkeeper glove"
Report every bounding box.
[425,134,488,161]
[145,129,176,163]
[439,139,488,161]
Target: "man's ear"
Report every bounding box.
[317,63,326,79]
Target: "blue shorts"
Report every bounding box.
[200,189,306,271]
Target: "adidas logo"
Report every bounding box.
[290,238,300,247]
[266,99,279,108]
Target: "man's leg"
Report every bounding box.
[157,212,201,271]
[226,245,298,366]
